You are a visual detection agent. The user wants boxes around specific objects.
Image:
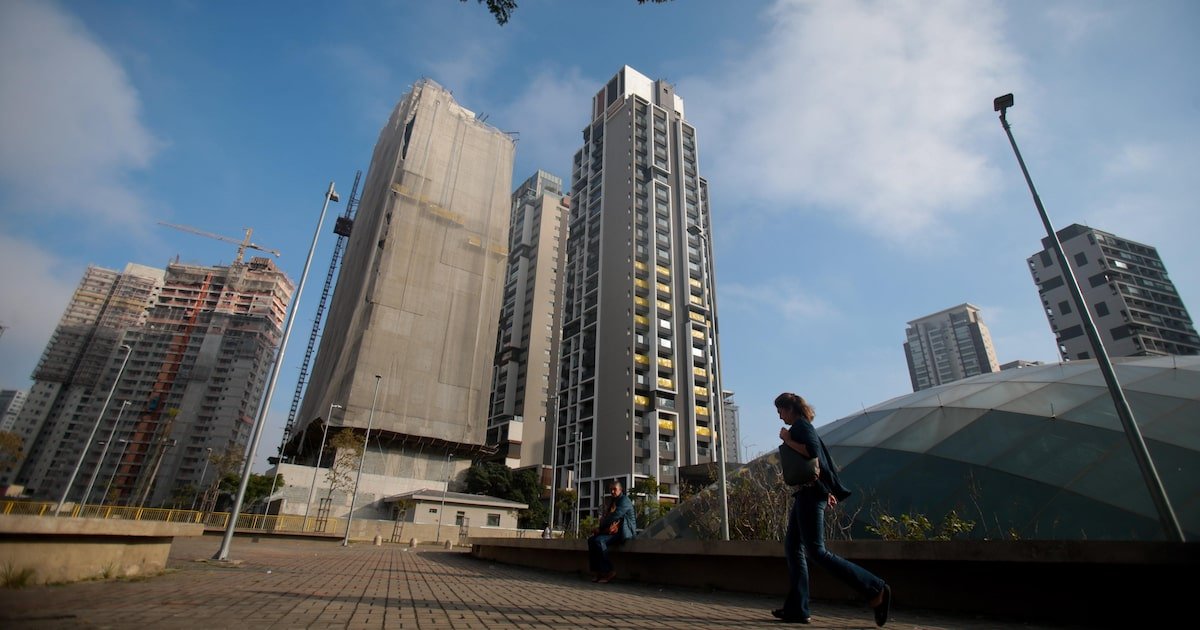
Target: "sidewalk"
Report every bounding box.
[0,535,1062,629]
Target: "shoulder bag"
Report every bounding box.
[778,444,820,486]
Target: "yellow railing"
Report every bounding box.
[0,500,345,534]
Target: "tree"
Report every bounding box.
[218,472,281,508]
[463,0,674,26]
[325,428,362,501]
[630,475,670,526]
[0,430,23,467]
[464,461,549,528]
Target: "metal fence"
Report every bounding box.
[0,500,346,533]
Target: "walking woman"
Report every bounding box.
[774,392,891,626]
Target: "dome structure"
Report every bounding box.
[640,355,1199,541]
[822,355,1199,540]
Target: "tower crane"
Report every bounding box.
[158,222,281,264]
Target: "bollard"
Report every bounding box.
[443,540,452,550]
[409,537,418,548]
[373,534,382,546]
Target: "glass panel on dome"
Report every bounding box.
[837,407,938,448]
[1126,366,1200,398]
[988,421,1122,487]
[826,444,870,468]
[917,383,994,407]
[996,383,1106,418]
[1032,490,1159,540]
[1057,394,1123,431]
[927,411,1044,466]
[1143,439,1200,537]
[1142,400,1200,451]
[1067,447,1155,520]
[878,407,983,454]
[952,381,1054,411]
[819,410,883,444]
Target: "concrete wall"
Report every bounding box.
[471,537,1197,627]
[0,514,202,585]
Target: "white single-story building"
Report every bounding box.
[383,489,527,530]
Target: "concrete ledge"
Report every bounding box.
[472,537,1197,626]
[0,514,203,586]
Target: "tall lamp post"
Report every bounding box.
[994,93,1183,542]
[343,376,381,547]
[686,224,729,541]
[546,394,560,534]
[216,181,338,560]
[305,403,343,530]
[57,343,132,515]
[192,447,213,511]
[101,438,130,507]
[435,451,453,543]
[81,400,132,510]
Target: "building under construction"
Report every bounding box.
[280,78,515,520]
[9,257,293,507]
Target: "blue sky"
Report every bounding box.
[1,0,1197,469]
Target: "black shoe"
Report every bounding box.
[771,609,810,624]
[873,584,891,627]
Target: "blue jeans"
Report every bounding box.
[588,533,623,574]
[783,487,885,619]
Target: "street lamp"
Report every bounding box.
[573,428,582,537]
[686,224,729,541]
[343,376,381,547]
[101,438,130,507]
[192,447,213,511]
[304,403,343,530]
[994,93,1183,542]
[80,400,132,511]
[546,395,560,534]
[216,181,339,561]
[57,344,132,516]
[435,451,453,543]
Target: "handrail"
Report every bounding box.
[0,500,345,533]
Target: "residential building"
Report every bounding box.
[488,170,570,469]
[1028,224,1199,360]
[0,389,26,432]
[281,79,515,522]
[721,390,742,465]
[10,258,294,507]
[7,264,165,493]
[904,303,1000,392]
[555,66,724,521]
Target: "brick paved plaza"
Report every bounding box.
[0,535,1061,629]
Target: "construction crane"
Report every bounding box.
[282,170,362,447]
[158,222,281,264]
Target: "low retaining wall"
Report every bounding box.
[472,537,1196,627]
[0,514,203,586]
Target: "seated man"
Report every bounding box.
[587,479,636,584]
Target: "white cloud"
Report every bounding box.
[0,234,78,388]
[0,0,159,227]
[1043,2,1111,47]
[721,280,837,324]
[497,67,595,179]
[1103,143,1163,176]
[680,0,1021,242]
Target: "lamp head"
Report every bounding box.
[686,224,703,237]
[994,93,1014,113]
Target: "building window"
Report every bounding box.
[487,513,501,527]
[1058,301,1072,315]
[1074,252,1088,267]
[1095,302,1110,317]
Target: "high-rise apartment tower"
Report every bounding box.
[556,66,724,520]
[1028,224,1199,360]
[904,303,1000,391]
[488,171,570,469]
[10,258,292,506]
[285,79,515,508]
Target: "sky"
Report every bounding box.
[1,0,1197,470]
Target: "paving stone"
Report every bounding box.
[0,535,1061,629]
